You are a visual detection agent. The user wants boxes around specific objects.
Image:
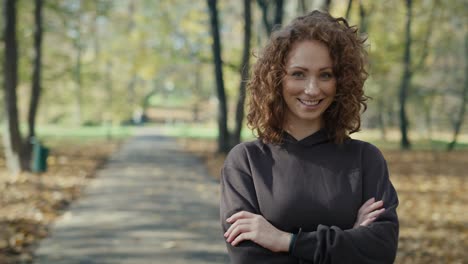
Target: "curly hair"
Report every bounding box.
[246,10,369,144]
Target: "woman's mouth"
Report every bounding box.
[297,98,323,107]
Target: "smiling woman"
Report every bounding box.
[282,40,337,140]
[220,10,399,264]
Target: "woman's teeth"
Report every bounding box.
[299,99,321,106]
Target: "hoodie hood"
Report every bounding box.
[282,128,331,147]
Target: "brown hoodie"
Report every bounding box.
[220,129,399,264]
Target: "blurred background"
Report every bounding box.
[0,0,466,263]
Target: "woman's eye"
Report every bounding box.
[320,72,334,79]
[291,71,305,78]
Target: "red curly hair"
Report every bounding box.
[246,10,369,144]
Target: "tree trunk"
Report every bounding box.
[105,60,113,123]
[399,0,412,149]
[297,0,308,14]
[345,0,353,20]
[398,0,437,149]
[257,0,272,34]
[24,0,44,169]
[126,0,137,110]
[447,33,468,151]
[377,97,387,141]
[414,0,438,72]
[75,42,82,125]
[207,0,229,153]
[192,65,202,122]
[423,94,434,142]
[127,74,137,107]
[74,4,82,125]
[323,0,332,11]
[273,0,284,29]
[233,0,252,146]
[2,0,24,174]
[93,0,101,60]
[93,0,103,123]
[257,0,284,35]
[358,0,368,33]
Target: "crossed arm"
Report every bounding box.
[223,197,386,252]
[220,145,399,264]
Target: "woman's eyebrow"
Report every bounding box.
[288,65,308,71]
[287,65,333,71]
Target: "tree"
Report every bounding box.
[257,0,284,35]
[358,0,373,33]
[105,60,113,126]
[73,1,83,125]
[447,32,468,151]
[322,0,332,11]
[125,0,137,111]
[24,0,44,167]
[2,0,24,174]
[297,0,309,14]
[398,0,437,149]
[207,0,229,153]
[398,0,413,149]
[345,0,353,20]
[232,0,252,145]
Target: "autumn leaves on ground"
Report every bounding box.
[1,135,467,264]
[0,139,121,264]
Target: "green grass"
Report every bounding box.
[159,123,468,151]
[159,123,256,140]
[40,125,134,140]
[148,94,190,108]
[160,123,219,139]
[9,124,135,144]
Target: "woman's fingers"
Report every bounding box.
[358,208,385,228]
[367,207,386,219]
[359,198,375,214]
[224,219,249,237]
[360,217,376,227]
[354,198,385,228]
[226,223,250,243]
[361,200,384,215]
[224,211,255,240]
[224,212,289,251]
[227,211,255,223]
[363,197,375,207]
[231,231,254,246]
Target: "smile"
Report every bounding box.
[297,98,323,107]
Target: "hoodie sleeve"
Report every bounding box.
[220,144,291,264]
[289,143,399,264]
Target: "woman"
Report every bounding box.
[220,10,399,264]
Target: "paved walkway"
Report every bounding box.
[34,128,229,264]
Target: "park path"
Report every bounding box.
[34,127,229,264]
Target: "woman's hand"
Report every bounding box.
[224,211,291,252]
[354,197,386,228]
[224,199,384,251]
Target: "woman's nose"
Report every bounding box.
[304,78,320,95]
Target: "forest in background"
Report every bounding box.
[1,0,467,168]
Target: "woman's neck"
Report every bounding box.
[283,119,323,141]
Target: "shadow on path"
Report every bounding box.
[34,127,229,264]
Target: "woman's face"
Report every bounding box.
[282,40,336,129]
